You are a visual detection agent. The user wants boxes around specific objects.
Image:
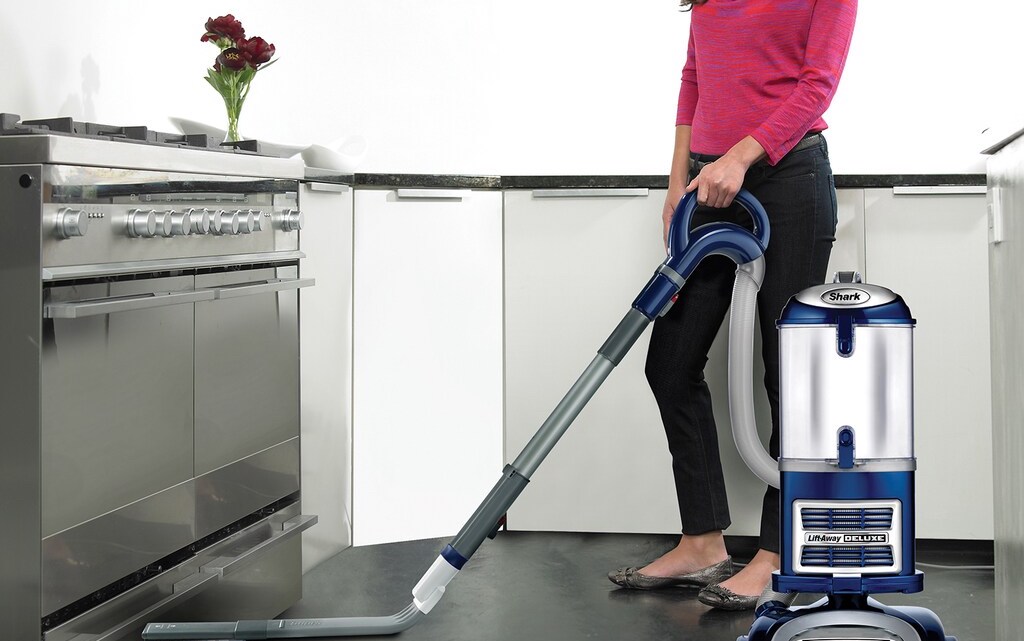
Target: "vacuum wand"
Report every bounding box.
[143,190,771,640]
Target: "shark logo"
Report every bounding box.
[822,288,871,306]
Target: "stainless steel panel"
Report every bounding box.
[41,204,299,271]
[779,326,914,460]
[194,267,300,475]
[196,438,300,539]
[0,165,44,641]
[42,481,196,615]
[42,275,196,537]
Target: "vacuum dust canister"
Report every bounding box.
[777,272,916,465]
[774,273,921,592]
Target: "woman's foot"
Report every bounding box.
[697,549,780,610]
[608,532,733,589]
[637,532,730,578]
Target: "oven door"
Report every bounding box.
[41,274,208,615]
[193,265,311,538]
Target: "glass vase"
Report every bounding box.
[222,90,245,142]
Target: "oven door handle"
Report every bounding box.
[212,277,316,300]
[44,289,217,319]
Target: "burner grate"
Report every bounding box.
[0,113,267,155]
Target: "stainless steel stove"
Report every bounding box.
[0,116,318,641]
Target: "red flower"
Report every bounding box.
[237,37,276,68]
[216,48,248,71]
[202,14,245,43]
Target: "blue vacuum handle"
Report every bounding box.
[633,189,770,319]
[667,189,770,274]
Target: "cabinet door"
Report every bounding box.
[504,189,684,533]
[864,187,993,539]
[353,188,504,546]
[299,183,354,571]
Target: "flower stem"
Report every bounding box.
[222,71,247,142]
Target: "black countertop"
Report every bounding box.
[304,172,985,190]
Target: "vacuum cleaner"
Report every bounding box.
[740,275,956,641]
[143,189,954,641]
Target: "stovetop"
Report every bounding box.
[0,114,306,179]
[0,113,270,155]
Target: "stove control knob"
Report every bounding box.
[188,208,212,235]
[250,210,264,232]
[153,210,174,238]
[56,207,90,239]
[211,209,240,235]
[281,208,304,232]
[169,209,193,236]
[126,209,157,238]
[236,209,256,234]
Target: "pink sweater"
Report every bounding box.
[676,0,857,165]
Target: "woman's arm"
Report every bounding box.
[665,22,699,244]
[664,124,693,246]
[750,0,858,164]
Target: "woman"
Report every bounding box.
[608,0,858,610]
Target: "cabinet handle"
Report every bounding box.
[395,189,467,200]
[892,186,986,195]
[306,182,349,193]
[531,188,650,198]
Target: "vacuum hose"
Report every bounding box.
[728,258,780,489]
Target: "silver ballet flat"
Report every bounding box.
[607,557,733,590]
[696,583,760,610]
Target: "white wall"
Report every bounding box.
[1,1,1020,175]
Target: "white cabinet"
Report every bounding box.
[299,182,354,571]
[503,188,867,536]
[346,180,992,545]
[352,188,504,546]
[862,187,993,540]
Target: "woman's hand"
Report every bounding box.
[685,136,767,208]
[685,155,746,208]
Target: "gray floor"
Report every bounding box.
[282,532,994,641]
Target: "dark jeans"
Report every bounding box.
[645,135,837,553]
